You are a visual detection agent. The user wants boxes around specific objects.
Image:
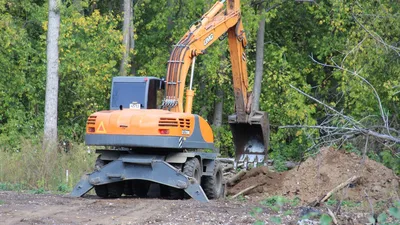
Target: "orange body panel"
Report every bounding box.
[86,109,214,144]
[198,116,213,143]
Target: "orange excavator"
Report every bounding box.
[71,0,269,202]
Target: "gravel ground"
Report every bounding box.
[0,191,378,225]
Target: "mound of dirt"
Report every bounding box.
[228,147,399,204]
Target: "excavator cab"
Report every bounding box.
[110,76,165,110]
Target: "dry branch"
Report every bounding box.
[320,176,359,203]
[218,158,235,164]
[223,164,234,172]
[227,170,246,186]
[231,185,258,199]
[327,207,338,225]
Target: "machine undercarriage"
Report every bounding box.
[71,149,224,202]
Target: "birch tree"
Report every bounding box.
[252,3,266,112]
[120,0,131,76]
[44,0,61,148]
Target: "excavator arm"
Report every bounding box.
[163,0,269,165]
[162,0,248,116]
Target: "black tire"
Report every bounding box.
[169,187,184,199]
[123,180,134,196]
[202,161,224,199]
[133,180,150,198]
[107,182,123,198]
[94,155,106,171]
[159,184,170,198]
[183,158,202,183]
[168,163,184,199]
[183,158,202,199]
[94,156,109,198]
[94,185,108,198]
[168,158,202,199]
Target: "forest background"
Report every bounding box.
[0,0,399,190]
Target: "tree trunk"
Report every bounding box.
[213,88,224,153]
[120,0,131,76]
[44,0,61,149]
[251,7,266,112]
[129,1,136,75]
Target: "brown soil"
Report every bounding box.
[0,191,258,225]
[0,191,373,224]
[228,147,400,205]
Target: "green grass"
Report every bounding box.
[0,140,97,193]
[0,182,27,191]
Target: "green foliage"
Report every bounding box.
[270,216,282,224]
[0,140,97,192]
[260,196,297,212]
[249,207,263,217]
[301,211,320,220]
[389,201,400,220]
[31,187,46,194]
[367,201,400,225]
[57,183,69,193]
[319,214,333,225]
[0,182,26,191]
[380,150,400,175]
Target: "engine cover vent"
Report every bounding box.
[158,118,178,127]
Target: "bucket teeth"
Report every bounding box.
[229,111,270,168]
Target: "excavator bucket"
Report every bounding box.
[228,111,269,168]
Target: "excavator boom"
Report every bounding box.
[162,0,269,165]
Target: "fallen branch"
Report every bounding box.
[320,176,359,203]
[231,185,258,199]
[223,164,234,172]
[227,170,246,186]
[217,158,235,164]
[326,207,338,225]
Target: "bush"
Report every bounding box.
[0,139,97,192]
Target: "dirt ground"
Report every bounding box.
[0,191,259,225]
[0,190,375,225]
[229,147,400,206]
[1,148,398,224]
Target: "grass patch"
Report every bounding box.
[0,140,97,192]
[0,182,27,191]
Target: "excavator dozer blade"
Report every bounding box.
[229,111,269,168]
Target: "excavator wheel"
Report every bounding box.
[133,180,150,198]
[94,156,109,198]
[159,184,171,198]
[94,185,108,198]
[183,157,202,183]
[123,180,134,196]
[107,182,124,198]
[169,158,202,199]
[201,161,224,199]
[183,157,202,199]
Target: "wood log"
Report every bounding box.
[320,176,359,203]
[217,158,235,164]
[223,164,234,172]
[231,185,258,199]
[227,170,246,186]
